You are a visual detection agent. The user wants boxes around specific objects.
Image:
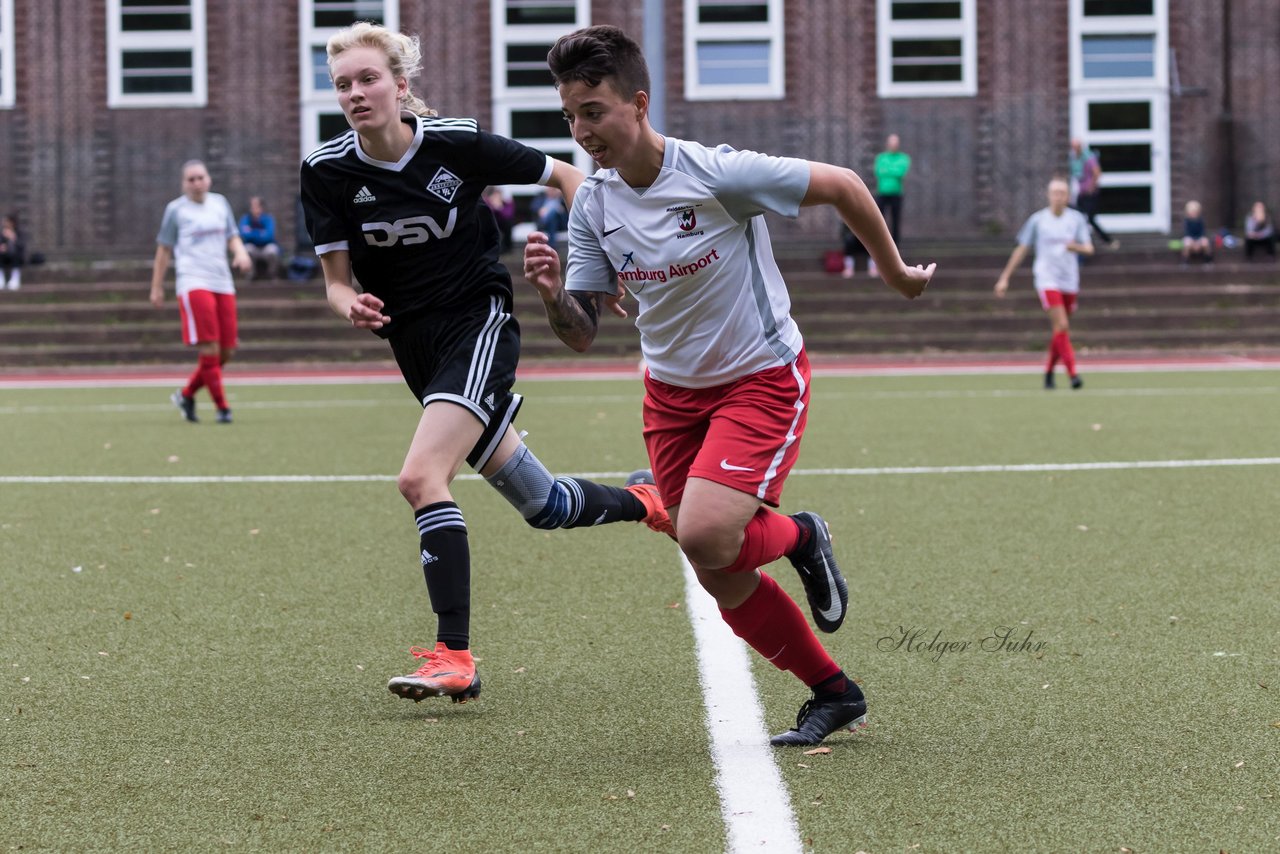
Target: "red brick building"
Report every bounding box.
[0,0,1275,260]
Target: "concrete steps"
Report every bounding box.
[1,247,1277,368]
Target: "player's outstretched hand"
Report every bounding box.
[524,232,563,300]
[993,276,1010,299]
[348,292,390,330]
[886,262,935,299]
[231,250,252,275]
[149,284,164,308]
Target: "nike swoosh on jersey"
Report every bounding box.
[602,225,627,237]
[817,557,844,623]
[719,459,755,472]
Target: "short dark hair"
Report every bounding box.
[547,25,650,99]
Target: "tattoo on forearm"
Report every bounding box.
[544,289,598,348]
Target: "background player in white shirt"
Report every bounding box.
[150,160,251,424]
[523,26,934,746]
[994,177,1094,389]
[301,23,671,707]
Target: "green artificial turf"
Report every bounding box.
[2,371,1278,851]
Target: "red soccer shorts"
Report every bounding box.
[642,349,811,508]
[178,290,238,348]
[1038,288,1078,313]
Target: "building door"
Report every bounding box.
[1070,0,1170,233]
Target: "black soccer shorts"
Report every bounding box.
[388,294,523,470]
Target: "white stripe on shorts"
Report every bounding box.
[464,296,509,404]
[757,359,807,500]
[179,292,197,345]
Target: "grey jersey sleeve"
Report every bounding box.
[219,196,238,239]
[689,144,811,222]
[564,184,616,294]
[157,201,180,247]
[1016,213,1038,247]
[1073,210,1092,245]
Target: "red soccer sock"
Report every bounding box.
[719,572,840,687]
[1053,330,1078,377]
[1045,334,1061,373]
[198,354,228,410]
[182,364,205,399]
[720,508,802,574]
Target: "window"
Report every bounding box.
[684,0,784,100]
[1083,0,1153,15]
[299,0,398,157]
[107,0,206,107]
[1081,34,1155,79]
[0,0,14,108]
[490,0,592,180]
[877,0,976,98]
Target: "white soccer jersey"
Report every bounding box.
[156,193,238,296]
[565,137,810,389]
[1016,207,1091,293]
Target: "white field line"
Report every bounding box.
[2,385,1278,416]
[5,457,1280,485]
[680,550,802,854]
[2,357,1279,390]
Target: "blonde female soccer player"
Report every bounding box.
[300,22,669,706]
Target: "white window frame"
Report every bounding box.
[876,0,976,99]
[1069,0,1169,232]
[0,0,14,109]
[683,0,785,101]
[106,0,207,108]
[1070,0,1167,92]
[299,0,399,157]
[490,0,592,182]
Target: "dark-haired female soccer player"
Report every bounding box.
[525,25,934,746]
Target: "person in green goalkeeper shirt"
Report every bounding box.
[873,134,911,246]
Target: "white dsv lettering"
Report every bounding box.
[362,208,457,246]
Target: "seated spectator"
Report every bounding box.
[0,213,24,291]
[1244,201,1276,261]
[1181,200,1212,265]
[483,186,516,252]
[238,196,282,279]
[531,187,568,250]
[839,224,870,278]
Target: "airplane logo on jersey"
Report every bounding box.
[426,167,463,203]
[616,248,721,292]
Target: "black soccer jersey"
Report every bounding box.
[300,113,552,335]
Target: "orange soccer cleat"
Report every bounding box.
[624,470,676,539]
[387,643,481,703]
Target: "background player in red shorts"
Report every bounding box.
[150,159,252,423]
[994,177,1094,389]
[524,26,934,746]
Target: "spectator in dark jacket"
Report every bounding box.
[1,213,25,291]
[1244,201,1276,260]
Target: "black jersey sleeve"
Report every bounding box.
[473,131,553,187]
[299,161,348,253]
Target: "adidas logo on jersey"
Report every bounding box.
[426,167,463,203]
[421,548,438,566]
[353,186,377,204]
[483,393,495,409]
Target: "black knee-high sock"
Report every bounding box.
[555,478,646,528]
[414,502,470,650]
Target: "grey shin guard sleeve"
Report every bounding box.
[484,443,559,523]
